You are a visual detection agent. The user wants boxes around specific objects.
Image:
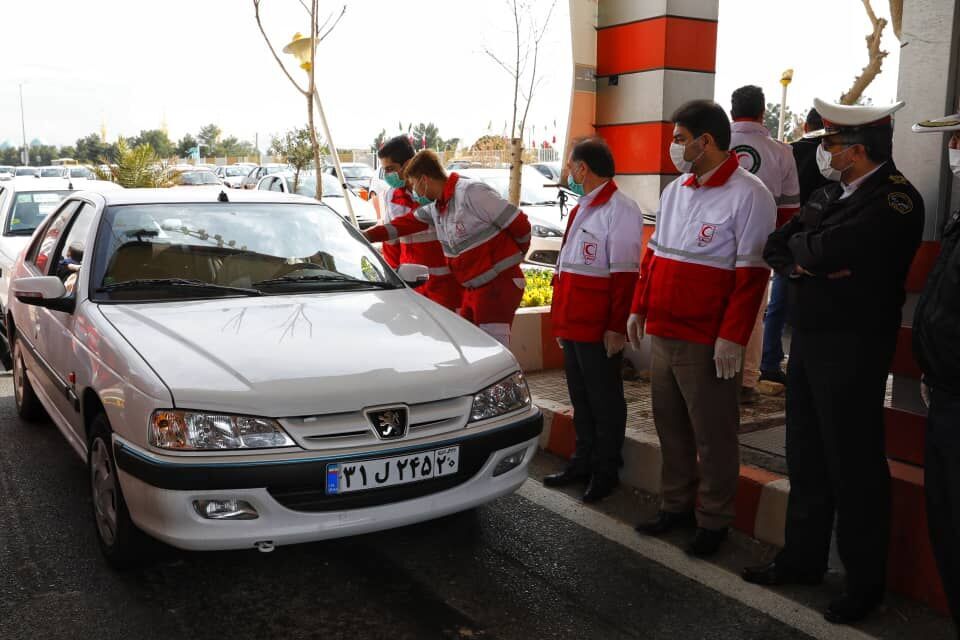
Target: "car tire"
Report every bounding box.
[88,413,146,569]
[12,335,46,422]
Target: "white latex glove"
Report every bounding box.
[603,331,626,358]
[627,314,645,345]
[921,379,930,408]
[713,337,743,380]
[556,337,564,350]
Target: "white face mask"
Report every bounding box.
[669,138,705,174]
[816,144,853,182]
[949,147,960,177]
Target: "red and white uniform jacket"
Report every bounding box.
[731,120,801,228]
[382,187,449,277]
[379,187,407,269]
[366,173,531,289]
[551,181,644,343]
[631,153,776,346]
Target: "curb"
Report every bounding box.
[533,398,949,614]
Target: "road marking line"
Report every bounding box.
[517,479,878,640]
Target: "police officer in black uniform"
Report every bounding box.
[911,110,960,632]
[742,98,924,625]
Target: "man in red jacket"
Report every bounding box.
[630,100,775,556]
[377,136,462,310]
[363,150,531,346]
[542,138,644,503]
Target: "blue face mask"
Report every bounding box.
[413,178,435,206]
[567,174,585,197]
[384,171,404,189]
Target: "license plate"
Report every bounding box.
[325,446,460,495]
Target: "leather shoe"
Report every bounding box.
[543,467,589,488]
[635,509,696,536]
[581,474,619,503]
[824,590,884,625]
[742,561,823,586]
[685,527,728,557]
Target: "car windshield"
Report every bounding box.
[7,191,70,234]
[265,166,287,175]
[293,174,342,198]
[15,168,38,176]
[224,166,247,177]
[341,166,373,179]
[179,171,220,185]
[69,167,94,178]
[92,202,398,301]
[40,168,63,177]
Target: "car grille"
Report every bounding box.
[278,397,472,451]
[527,250,559,266]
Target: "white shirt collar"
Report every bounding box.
[840,162,885,199]
[579,180,609,205]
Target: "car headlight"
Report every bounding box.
[470,372,531,423]
[532,224,563,238]
[149,410,296,450]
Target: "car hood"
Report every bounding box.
[97,290,516,417]
[322,193,377,222]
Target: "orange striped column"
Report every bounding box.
[594,0,718,214]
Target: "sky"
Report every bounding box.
[0,0,902,152]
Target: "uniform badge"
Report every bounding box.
[697,224,717,247]
[581,241,598,264]
[887,192,914,214]
[455,222,467,237]
[733,145,762,174]
[889,175,908,185]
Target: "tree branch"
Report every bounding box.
[319,6,347,41]
[484,49,517,78]
[840,0,888,105]
[253,0,308,96]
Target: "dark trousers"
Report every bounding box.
[561,339,626,477]
[761,272,788,372]
[926,386,960,631]
[777,327,897,594]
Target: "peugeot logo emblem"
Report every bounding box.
[368,407,408,440]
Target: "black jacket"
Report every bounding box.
[913,208,960,394]
[764,161,924,332]
[791,138,831,205]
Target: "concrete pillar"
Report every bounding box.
[892,0,960,238]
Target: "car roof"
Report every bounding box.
[96,186,318,206]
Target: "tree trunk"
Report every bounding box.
[508,138,523,207]
[307,93,323,200]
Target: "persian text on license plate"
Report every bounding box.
[325,446,460,495]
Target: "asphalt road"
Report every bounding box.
[0,374,813,640]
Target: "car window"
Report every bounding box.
[269,178,284,192]
[91,202,398,301]
[29,201,80,273]
[295,174,341,197]
[7,190,72,236]
[341,166,373,179]
[50,203,95,294]
[257,177,272,191]
[69,167,93,179]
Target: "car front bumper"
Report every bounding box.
[114,412,542,551]
[525,236,560,267]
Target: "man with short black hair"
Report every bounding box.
[729,85,801,402]
[630,100,775,556]
[745,98,924,625]
[543,137,644,503]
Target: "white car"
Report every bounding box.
[325,162,375,191]
[257,171,379,229]
[6,186,541,566]
[39,166,70,179]
[215,165,252,189]
[458,166,573,268]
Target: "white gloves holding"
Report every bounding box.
[713,337,743,380]
[627,314,645,345]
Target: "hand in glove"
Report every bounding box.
[713,337,743,380]
[627,314,645,345]
[603,331,626,358]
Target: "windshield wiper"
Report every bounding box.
[253,274,396,288]
[533,200,558,206]
[96,278,263,296]
[6,228,36,236]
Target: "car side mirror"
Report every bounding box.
[396,264,430,289]
[12,276,75,313]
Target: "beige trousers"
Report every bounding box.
[651,336,741,530]
[743,280,770,389]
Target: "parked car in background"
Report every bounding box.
[39,166,70,179]
[215,165,251,189]
[5,186,540,565]
[241,164,289,189]
[446,160,482,171]
[0,166,14,180]
[325,162,374,191]
[176,169,223,187]
[257,172,378,229]
[67,166,96,180]
[458,166,574,268]
[529,161,561,183]
[15,167,40,178]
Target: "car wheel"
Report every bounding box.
[12,335,46,422]
[88,413,145,569]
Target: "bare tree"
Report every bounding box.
[839,0,888,105]
[253,0,345,199]
[485,0,557,206]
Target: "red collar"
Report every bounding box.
[585,179,618,208]
[682,152,740,189]
[437,172,460,214]
[391,187,416,208]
